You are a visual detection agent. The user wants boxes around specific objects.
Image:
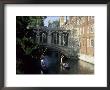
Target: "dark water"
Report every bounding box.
[16,48,94,74]
[44,51,94,74]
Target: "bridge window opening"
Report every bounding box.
[51,32,59,45]
[54,33,57,44]
[40,32,47,44]
[51,33,54,44]
[61,33,68,46]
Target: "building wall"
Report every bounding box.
[79,16,94,57]
[59,16,94,64]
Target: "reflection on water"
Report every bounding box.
[44,52,94,74]
[68,60,94,74]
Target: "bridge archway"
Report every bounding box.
[40,31,48,44]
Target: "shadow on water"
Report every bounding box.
[47,51,60,74]
[16,45,94,74]
[16,45,60,74]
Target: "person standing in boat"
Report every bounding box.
[40,54,49,74]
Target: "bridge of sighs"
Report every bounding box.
[34,27,79,58]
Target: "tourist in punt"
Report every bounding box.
[40,54,49,74]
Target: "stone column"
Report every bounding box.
[47,31,51,45]
[65,32,68,46]
[41,33,43,43]
[59,32,61,46]
[62,33,64,46]
[55,33,57,44]
[68,30,73,48]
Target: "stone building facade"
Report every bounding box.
[59,16,94,64]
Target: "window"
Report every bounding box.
[90,39,94,47]
[90,24,94,33]
[82,39,85,47]
[41,32,47,43]
[61,33,68,46]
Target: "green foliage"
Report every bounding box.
[16,16,47,56]
[16,16,47,73]
[16,16,30,30]
[28,16,47,28]
[48,20,59,28]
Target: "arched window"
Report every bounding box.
[51,32,59,44]
[40,32,47,43]
[90,24,94,33]
[90,38,94,47]
[61,32,68,46]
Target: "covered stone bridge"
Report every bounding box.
[34,27,79,59]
